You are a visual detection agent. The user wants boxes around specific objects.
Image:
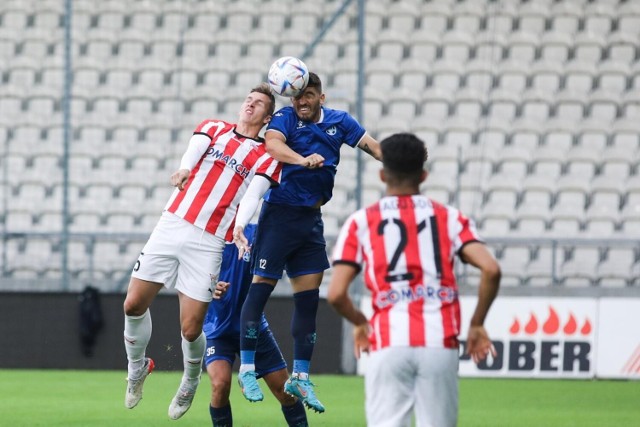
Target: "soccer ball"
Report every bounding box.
[267,56,309,97]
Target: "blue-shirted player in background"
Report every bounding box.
[232,72,382,413]
[204,224,308,427]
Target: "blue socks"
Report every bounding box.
[291,289,319,378]
[240,282,274,366]
[210,404,232,427]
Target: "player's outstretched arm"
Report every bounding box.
[357,134,382,161]
[460,242,501,364]
[265,130,324,168]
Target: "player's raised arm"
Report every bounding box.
[265,130,325,168]
[357,133,382,161]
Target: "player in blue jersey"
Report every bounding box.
[232,72,382,412]
[205,223,308,427]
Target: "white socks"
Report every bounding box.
[124,309,152,378]
[181,332,205,383]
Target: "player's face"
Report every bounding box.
[291,87,324,122]
[239,92,273,125]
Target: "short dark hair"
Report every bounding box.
[380,133,428,185]
[250,82,276,116]
[306,72,322,93]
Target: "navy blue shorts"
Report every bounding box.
[204,328,286,379]
[251,202,330,279]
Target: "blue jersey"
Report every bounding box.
[203,224,268,339]
[264,106,366,207]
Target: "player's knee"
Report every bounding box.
[123,297,145,317]
[181,325,202,342]
[210,377,232,399]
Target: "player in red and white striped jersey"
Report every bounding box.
[122,83,282,421]
[328,133,501,427]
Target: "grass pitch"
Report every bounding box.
[0,369,637,426]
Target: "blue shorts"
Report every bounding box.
[251,202,330,279]
[204,328,286,379]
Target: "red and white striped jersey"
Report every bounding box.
[165,120,281,241]
[332,194,481,351]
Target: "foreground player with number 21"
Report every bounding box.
[328,133,501,427]
[233,68,382,413]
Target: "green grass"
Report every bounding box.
[0,370,638,427]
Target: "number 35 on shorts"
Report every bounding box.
[206,346,216,357]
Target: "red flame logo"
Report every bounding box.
[543,307,559,334]
[509,306,592,336]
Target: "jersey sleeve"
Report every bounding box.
[194,119,232,139]
[340,112,367,148]
[266,107,296,140]
[451,209,482,258]
[254,153,282,186]
[331,213,363,271]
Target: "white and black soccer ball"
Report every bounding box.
[267,56,309,97]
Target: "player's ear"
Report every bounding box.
[263,114,272,125]
[379,169,386,183]
[420,170,428,183]
[319,93,326,105]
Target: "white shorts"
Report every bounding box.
[131,211,225,303]
[365,347,459,427]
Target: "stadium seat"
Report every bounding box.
[530,145,565,180]
[450,1,483,34]
[486,88,518,122]
[386,2,418,33]
[559,246,601,287]
[1,3,30,30]
[606,31,638,64]
[419,87,453,121]
[496,59,529,92]
[599,148,633,179]
[539,31,572,63]
[484,2,516,36]
[505,31,538,62]
[374,30,408,62]
[429,60,463,93]
[565,146,600,178]
[464,59,495,93]
[530,60,563,94]
[441,31,474,63]
[498,245,531,286]
[518,2,549,34]
[520,89,554,121]
[453,88,485,121]
[5,210,34,232]
[386,89,419,119]
[408,30,440,63]
[573,32,606,64]
[525,246,560,286]
[549,2,581,35]
[617,2,640,37]
[554,91,587,122]
[441,117,475,150]
[473,31,506,63]
[583,2,614,36]
[366,58,397,91]
[576,119,609,151]
[564,61,597,94]
[476,119,510,151]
